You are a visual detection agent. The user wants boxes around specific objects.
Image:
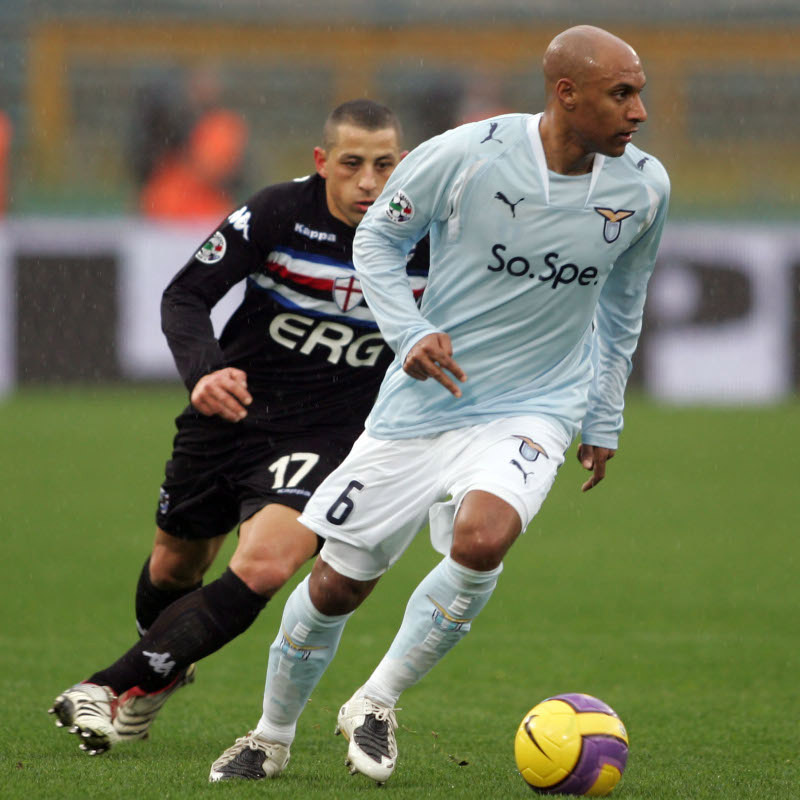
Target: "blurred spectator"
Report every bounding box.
[139,109,249,220]
[133,67,250,220]
[456,72,511,124]
[128,75,191,189]
[0,110,11,215]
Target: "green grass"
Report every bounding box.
[1,386,798,799]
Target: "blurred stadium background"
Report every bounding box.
[0,0,798,400]
[3,7,798,797]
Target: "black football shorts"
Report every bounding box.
[155,413,359,540]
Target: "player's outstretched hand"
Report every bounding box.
[403,332,467,398]
[577,444,616,492]
[191,367,252,422]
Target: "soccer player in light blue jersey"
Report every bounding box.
[211,25,670,784]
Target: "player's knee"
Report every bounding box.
[451,520,516,571]
[230,555,297,598]
[308,558,376,616]
[451,492,521,570]
[149,546,209,590]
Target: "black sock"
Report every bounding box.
[134,556,201,635]
[89,568,267,694]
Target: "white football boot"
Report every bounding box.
[335,686,399,785]
[49,683,119,755]
[209,731,291,781]
[113,663,196,741]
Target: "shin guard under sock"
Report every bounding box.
[89,568,267,694]
[363,556,502,707]
[256,575,351,746]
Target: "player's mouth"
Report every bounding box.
[355,200,374,213]
[617,129,637,143]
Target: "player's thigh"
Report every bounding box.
[230,504,318,596]
[302,433,445,581]
[227,431,355,593]
[432,416,571,557]
[452,415,570,528]
[450,489,524,570]
[156,416,243,543]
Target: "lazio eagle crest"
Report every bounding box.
[594,207,636,243]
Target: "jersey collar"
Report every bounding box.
[527,113,605,207]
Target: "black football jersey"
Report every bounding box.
[161,173,429,433]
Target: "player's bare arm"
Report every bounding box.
[190,367,252,422]
[577,443,616,492]
[403,332,467,398]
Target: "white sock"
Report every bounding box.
[363,556,502,708]
[256,575,350,745]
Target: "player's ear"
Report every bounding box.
[313,146,329,178]
[399,149,409,161]
[555,78,578,111]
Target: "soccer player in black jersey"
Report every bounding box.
[48,99,428,756]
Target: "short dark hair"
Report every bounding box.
[322,99,403,150]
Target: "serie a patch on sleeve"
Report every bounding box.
[386,189,415,223]
[195,231,227,264]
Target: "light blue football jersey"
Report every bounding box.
[353,113,670,447]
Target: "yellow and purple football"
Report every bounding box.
[514,693,629,796]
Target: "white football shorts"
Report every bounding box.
[299,414,571,581]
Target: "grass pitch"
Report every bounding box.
[1,386,797,799]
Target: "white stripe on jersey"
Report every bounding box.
[249,271,377,324]
[267,248,357,282]
[250,248,427,326]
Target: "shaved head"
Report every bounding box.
[538,25,648,172]
[543,25,641,96]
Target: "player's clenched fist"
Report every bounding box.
[191,367,252,422]
[403,332,468,398]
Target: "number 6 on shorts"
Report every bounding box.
[325,480,364,526]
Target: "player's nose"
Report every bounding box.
[630,94,647,123]
[358,168,378,192]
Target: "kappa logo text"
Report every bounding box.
[488,246,599,288]
[294,222,337,243]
